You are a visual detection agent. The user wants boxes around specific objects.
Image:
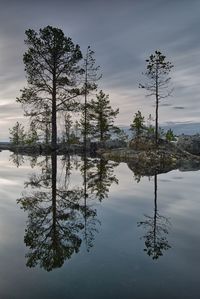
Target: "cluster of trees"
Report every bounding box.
[9,121,39,145]
[9,27,174,149]
[9,26,120,148]
[130,50,174,144]
[130,111,176,142]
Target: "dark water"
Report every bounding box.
[0,150,200,299]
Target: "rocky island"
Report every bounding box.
[4,135,200,176]
[101,135,200,175]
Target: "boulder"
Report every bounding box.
[177,134,200,155]
[129,136,155,150]
[102,138,200,176]
[103,139,126,149]
[93,139,127,150]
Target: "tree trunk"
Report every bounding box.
[155,95,158,146]
[51,151,57,248]
[84,83,87,151]
[153,173,158,256]
[84,49,88,153]
[52,72,57,151]
[99,112,104,144]
[155,62,159,146]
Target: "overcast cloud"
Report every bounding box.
[0,0,199,139]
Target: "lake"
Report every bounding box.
[0,150,199,299]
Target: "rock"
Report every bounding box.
[177,134,200,155]
[129,136,155,150]
[103,139,127,149]
[102,139,200,176]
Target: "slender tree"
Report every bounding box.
[26,121,39,145]
[89,90,119,143]
[17,26,83,150]
[82,46,101,150]
[140,50,173,145]
[9,122,26,145]
[62,112,73,147]
[130,110,145,138]
[165,128,176,142]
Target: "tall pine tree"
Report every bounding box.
[17,26,83,150]
[140,50,173,145]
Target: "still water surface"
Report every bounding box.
[0,150,199,299]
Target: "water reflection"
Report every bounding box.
[9,152,25,168]
[16,153,118,271]
[10,152,38,168]
[138,173,171,259]
[13,150,172,269]
[17,153,95,271]
[81,157,119,202]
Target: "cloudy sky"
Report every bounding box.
[0,0,199,140]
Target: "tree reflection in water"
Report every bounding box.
[85,157,119,202]
[17,153,96,271]
[15,153,118,271]
[13,150,171,264]
[138,173,171,260]
[9,152,25,168]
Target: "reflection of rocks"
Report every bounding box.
[128,157,176,177]
[177,134,200,155]
[9,139,127,156]
[178,160,200,172]
[102,139,200,176]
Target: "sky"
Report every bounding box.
[0,0,199,140]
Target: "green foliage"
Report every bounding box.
[26,121,39,145]
[89,90,119,142]
[130,110,145,138]
[9,122,26,145]
[165,129,176,142]
[79,102,94,139]
[22,26,83,92]
[61,114,81,145]
[145,51,173,80]
[17,26,83,148]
